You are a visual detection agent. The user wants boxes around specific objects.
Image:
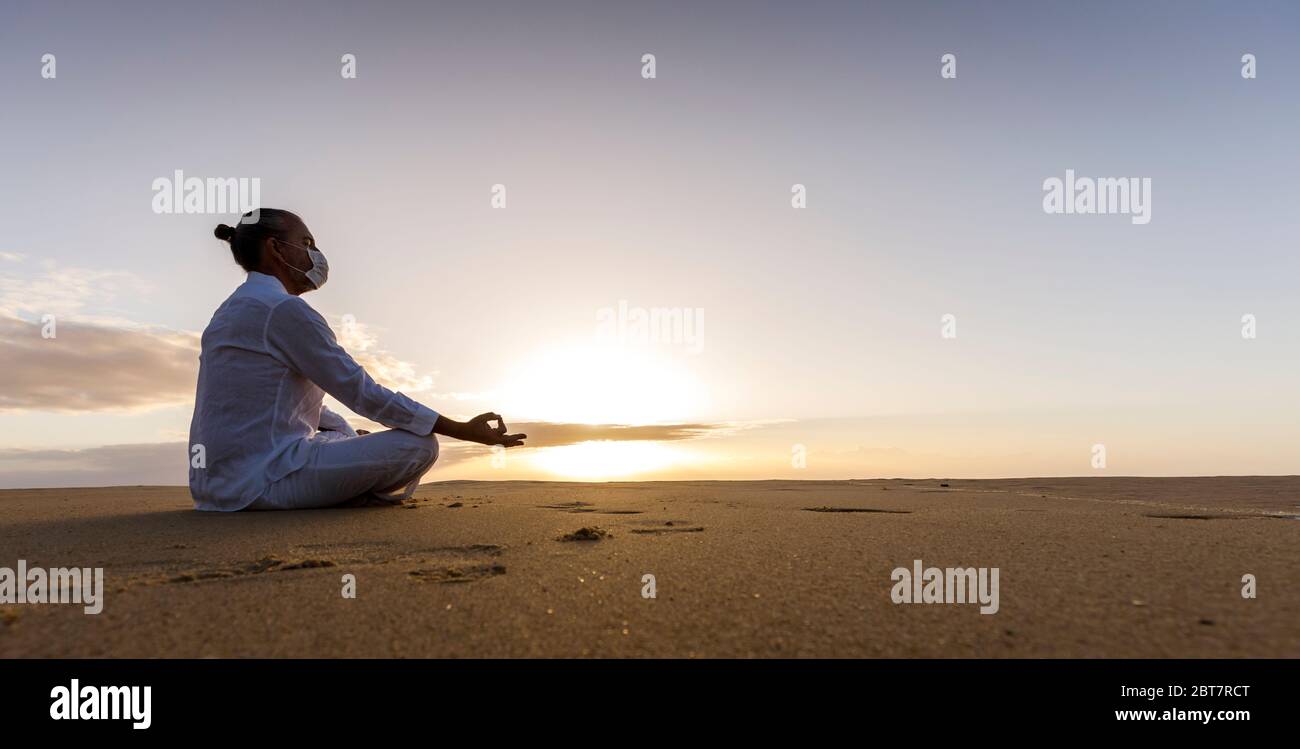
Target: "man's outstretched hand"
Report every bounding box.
[466,412,526,447]
[435,412,526,447]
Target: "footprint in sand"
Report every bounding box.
[415,544,506,557]
[540,501,644,516]
[630,525,705,535]
[803,506,911,514]
[147,544,508,589]
[404,544,509,584]
[1143,513,1246,521]
[408,563,506,584]
[538,501,597,513]
[167,555,336,584]
[626,519,704,535]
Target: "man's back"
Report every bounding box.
[188,272,322,510]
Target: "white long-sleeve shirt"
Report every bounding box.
[188,272,439,511]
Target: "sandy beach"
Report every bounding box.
[1,477,1296,658]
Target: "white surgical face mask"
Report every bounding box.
[277,240,329,290]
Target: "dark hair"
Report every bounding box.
[213,208,300,272]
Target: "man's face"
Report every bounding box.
[270,216,319,292]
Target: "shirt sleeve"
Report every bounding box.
[264,299,439,436]
[317,404,358,437]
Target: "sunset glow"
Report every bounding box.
[498,343,705,426]
[530,440,689,479]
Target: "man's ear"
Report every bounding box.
[262,236,282,266]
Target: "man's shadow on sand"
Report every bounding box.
[4,502,407,551]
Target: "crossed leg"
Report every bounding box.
[248,429,439,510]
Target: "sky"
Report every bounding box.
[0,1,1297,487]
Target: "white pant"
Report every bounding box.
[248,429,439,510]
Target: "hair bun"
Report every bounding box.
[214,223,236,242]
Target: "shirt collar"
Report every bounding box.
[245,271,289,295]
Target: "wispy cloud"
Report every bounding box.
[330,314,438,396]
[0,316,198,412]
[0,260,150,326]
[509,421,725,448]
[0,442,186,488]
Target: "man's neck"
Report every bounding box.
[255,265,304,296]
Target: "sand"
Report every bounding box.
[0,477,1296,658]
